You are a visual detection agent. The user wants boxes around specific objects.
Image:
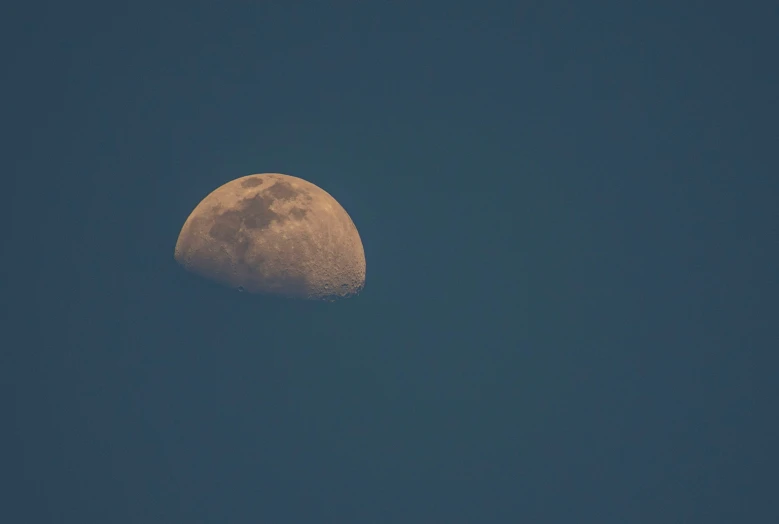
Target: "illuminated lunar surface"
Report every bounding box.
[174,173,365,300]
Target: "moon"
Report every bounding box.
[174,173,366,300]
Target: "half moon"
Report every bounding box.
[174,173,366,300]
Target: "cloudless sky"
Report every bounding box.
[5,1,778,522]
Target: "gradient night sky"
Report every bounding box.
[5,2,778,522]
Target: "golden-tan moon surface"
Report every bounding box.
[174,173,366,300]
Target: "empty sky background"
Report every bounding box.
[5,1,778,522]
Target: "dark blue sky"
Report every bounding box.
[6,1,778,522]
